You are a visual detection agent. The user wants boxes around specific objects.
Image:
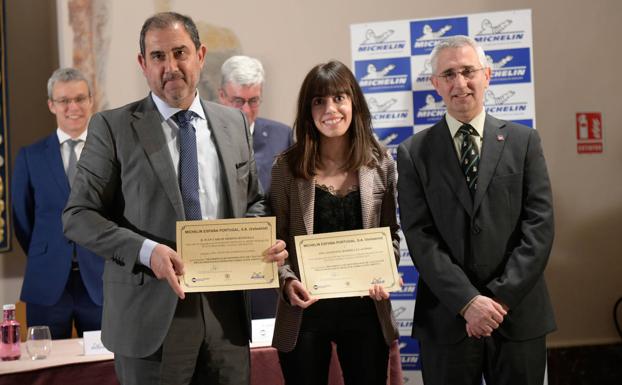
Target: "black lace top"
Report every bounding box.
[306,184,375,318]
[313,184,362,234]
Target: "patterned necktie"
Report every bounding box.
[174,110,202,220]
[66,139,81,186]
[457,124,480,196]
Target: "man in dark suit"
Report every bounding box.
[12,67,104,339]
[397,35,555,385]
[62,12,287,385]
[218,55,293,194]
[218,55,293,319]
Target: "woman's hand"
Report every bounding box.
[285,279,319,308]
[368,284,390,301]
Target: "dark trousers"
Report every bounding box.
[26,269,102,339]
[279,297,389,385]
[114,292,250,385]
[419,333,547,385]
[250,288,278,319]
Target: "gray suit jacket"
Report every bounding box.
[63,95,266,357]
[397,114,556,344]
[270,154,400,352]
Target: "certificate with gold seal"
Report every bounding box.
[177,217,278,292]
[294,227,399,299]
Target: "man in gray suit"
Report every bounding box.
[397,35,555,384]
[63,12,287,385]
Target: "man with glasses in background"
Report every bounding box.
[218,55,293,320]
[218,55,293,196]
[397,35,556,384]
[12,67,104,339]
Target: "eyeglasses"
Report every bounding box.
[52,95,91,106]
[226,96,261,108]
[435,67,484,83]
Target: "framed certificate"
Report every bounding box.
[177,217,278,292]
[294,227,399,299]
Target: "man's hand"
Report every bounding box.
[150,244,185,300]
[285,279,318,309]
[263,239,288,266]
[463,295,507,338]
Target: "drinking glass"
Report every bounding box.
[26,326,52,360]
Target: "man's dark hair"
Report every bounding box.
[139,12,201,57]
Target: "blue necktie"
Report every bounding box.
[174,110,202,220]
[457,124,480,197]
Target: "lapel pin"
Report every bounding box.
[497,134,505,141]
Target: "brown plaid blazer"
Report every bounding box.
[270,153,400,352]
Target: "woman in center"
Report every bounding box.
[271,60,400,385]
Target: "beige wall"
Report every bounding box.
[2,0,621,347]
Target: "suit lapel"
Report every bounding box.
[359,166,374,229]
[44,134,70,196]
[298,177,315,235]
[252,119,267,146]
[473,114,507,212]
[203,101,236,214]
[429,119,473,216]
[132,97,185,220]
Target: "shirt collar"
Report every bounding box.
[446,109,486,138]
[57,128,88,144]
[150,91,206,122]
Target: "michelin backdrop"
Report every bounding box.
[351,9,535,385]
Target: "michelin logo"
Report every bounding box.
[421,94,445,110]
[356,58,410,93]
[373,127,412,148]
[376,132,399,146]
[399,337,422,370]
[364,29,394,43]
[392,266,418,300]
[368,97,409,122]
[415,59,433,84]
[369,97,398,112]
[393,306,414,330]
[413,24,451,50]
[484,89,527,114]
[392,272,416,300]
[358,28,406,53]
[362,64,397,80]
[487,54,513,69]
[487,48,531,84]
[475,18,525,43]
[418,24,452,40]
[414,92,446,125]
[411,17,468,53]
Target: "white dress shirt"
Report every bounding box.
[446,109,486,160]
[139,91,226,267]
[57,128,87,172]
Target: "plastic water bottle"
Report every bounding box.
[0,304,21,361]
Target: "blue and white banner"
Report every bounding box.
[351,9,535,384]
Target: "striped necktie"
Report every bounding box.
[457,124,480,196]
[174,110,202,220]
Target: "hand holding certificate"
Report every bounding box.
[177,217,279,292]
[294,227,400,299]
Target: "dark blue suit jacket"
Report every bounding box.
[252,117,293,193]
[12,133,104,306]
